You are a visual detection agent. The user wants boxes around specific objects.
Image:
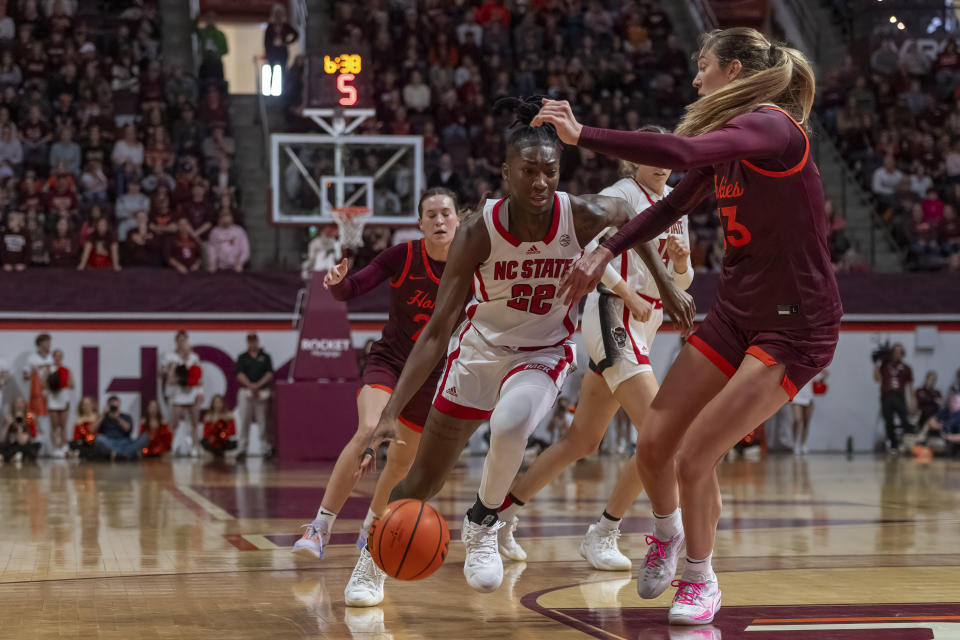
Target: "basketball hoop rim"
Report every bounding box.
[330,206,372,219]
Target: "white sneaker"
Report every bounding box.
[461,515,505,593]
[292,521,329,559]
[580,523,631,571]
[668,576,721,625]
[497,516,527,562]
[344,547,386,607]
[637,530,685,599]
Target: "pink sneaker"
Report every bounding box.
[667,578,721,625]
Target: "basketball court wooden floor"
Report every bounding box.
[2,454,959,639]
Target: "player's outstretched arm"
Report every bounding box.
[567,193,695,335]
[326,244,407,301]
[359,216,490,472]
[533,98,792,170]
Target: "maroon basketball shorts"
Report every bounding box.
[361,353,441,433]
[687,306,839,400]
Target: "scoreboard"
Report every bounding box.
[305,47,373,110]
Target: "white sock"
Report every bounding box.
[653,507,682,539]
[682,554,715,583]
[361,507,378,530]
[597,513,620,533]
[315,507,337,530]
[499,503,522,522]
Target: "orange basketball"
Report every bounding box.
[368,499,450,581]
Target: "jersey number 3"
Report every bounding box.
[507,284,555,315]
[720,205,752,248]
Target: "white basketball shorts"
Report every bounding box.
[433,320,576,420]
[582,288,662,393]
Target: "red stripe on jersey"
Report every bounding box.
[740,107,810,178]
[474,268,490,301]
[499,343,574,390]
[638,292,663,309]
[491,199,521,247]
[634,181,657,207]
[542,193,561,245]
[688,335,736,378]
[746,345,799,399]
[390,241,414,287]
[420,240,440,284]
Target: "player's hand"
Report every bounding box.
[323,258,348,288]
[531,98,583,146]
[559,246,613,306]
[666,236,690,266]
[660,286,696,338]
[358,414,406,476]
[623,289,653,322]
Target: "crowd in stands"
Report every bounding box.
[819,26,960,271]
[0,331,274,463]
[0,1,250,274]
[281,0,729,274]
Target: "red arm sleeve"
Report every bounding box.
[328,242,409,301]
[579,109,796,171]
[601,168,714,256]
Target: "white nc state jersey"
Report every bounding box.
[468,192,583,348]
[599,178,692,299]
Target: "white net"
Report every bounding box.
[331,207,373,249]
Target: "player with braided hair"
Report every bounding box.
[343,96,696,605]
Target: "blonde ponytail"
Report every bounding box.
[675,28,816,137]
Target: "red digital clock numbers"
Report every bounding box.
[307,49,372,110]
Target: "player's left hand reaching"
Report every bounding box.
[660,287,696,338]
[559,246,613,305]
[357,414,406,476]
[531,99,583,145]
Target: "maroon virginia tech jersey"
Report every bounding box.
[710,107,842,330]
[331,239,445,368]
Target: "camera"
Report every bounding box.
[871,340,893,364]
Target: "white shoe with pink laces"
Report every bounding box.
[637,530,684,599]
[667,577,721,625]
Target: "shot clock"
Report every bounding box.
[305,47,373,110]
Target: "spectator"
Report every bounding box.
[935,39,960,96]
[48,125,81,177]
[69,395,98,457]
[138,62,165,112]
[196,12,229,84]
[165,217,202,274]
[93,395,148,461]
[77,203,105,246]
[899,41,932,79]
[1,396,40,463]
[171,103,204,155]
[77,217,120,271]
[916,371,943,427]
[872,154,903,207]
[111,124,144,172]
[150,190,177,235]
[402,70,431,114]
[145,128,175,173]
[115,179,149,241]
[47,216,77,267]
[45,348,73,456]
[234,332,274,462]
[166,63,198,106]
[476,1,510,27]
[922,188,945,223]
[19,105,51,171]
[206,211,249,272]
[1,210,29,271]
[25,208,47,266]
[79,159,109,202]
[900,79,932,118]
[139,399,172,458]
[918,393,960,455]
[427,153,463,199]
[198,85,229,130]
[0,122,22,177]
[201,125,234,169]
[940,205,960,255]
[161,331,203,456]
[200,394,236,458]
[124,210,162,266]
[870,39,900,77]
[0,4,13,42]
[874,343,915,452]
[456,9,483,46]
[264,3,298,75]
